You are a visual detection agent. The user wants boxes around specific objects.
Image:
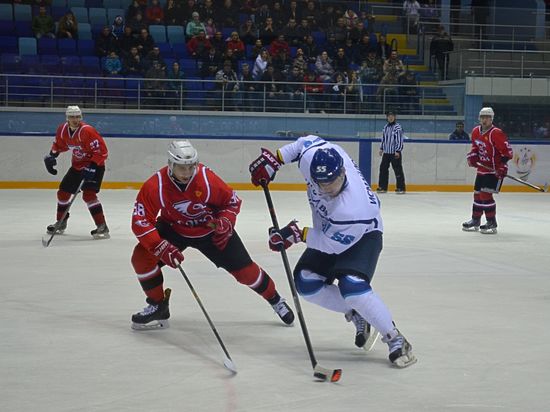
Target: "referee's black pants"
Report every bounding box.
[378,153,406,191]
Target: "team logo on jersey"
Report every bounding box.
[134,219,150,228]
[173,200,207,218]
[513,146,536,179]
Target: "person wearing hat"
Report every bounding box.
[377,110,406,194]
[449,120,470,140]
[186,11,206,39]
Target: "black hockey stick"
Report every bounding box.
[476,163,549,192]
[261,183,342,383]
[41,180,85,247]
[177,264,237,374]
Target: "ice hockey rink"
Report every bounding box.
[1,189,549,412]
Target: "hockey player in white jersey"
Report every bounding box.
[250,135,417,368]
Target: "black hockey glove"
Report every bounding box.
[82,163,98,182]
[44,152,59,175]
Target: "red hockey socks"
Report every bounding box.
[82,190,106,226]
[131,243,165,303]
[231,262,277,302]
[55,190,72,221]
[480,192,496,220]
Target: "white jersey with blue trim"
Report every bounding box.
[278,135,383,255]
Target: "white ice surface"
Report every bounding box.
[1,190,550,412]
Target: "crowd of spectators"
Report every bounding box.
[18,0,444,112]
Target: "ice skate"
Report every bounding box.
[382,328,417,368]
[395,189,406,194]
[345,310,380,351]
[91,223,110,239]
[271,297,295,325]
[480,219,497,234]
[462,218,480,232]
[46,214,69,235]
[131,289,171,330]
[376,187,387,194]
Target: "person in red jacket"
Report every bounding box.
[144,0,164,24]
[225,31,245,60]
[186,30,212,59]
[130,140,295,330]
[43,106,110,239]
[462,107,513,234]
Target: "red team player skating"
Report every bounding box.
[130,140,295,330]
[249,136,417,368]
[462,107,513,234]
[43,105,110,239]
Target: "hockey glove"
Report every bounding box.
[82,163,98,182]
[153,240,184,268]
[249,148,282,187]
[44,152,59,175]
[269,220,303,251]
[210,217,234,251]
[495,163,508,179]
[466,151,479,168]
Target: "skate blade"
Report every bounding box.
[393,353,418,368]
[362,331,380,353]
[461,227,479,232]
[92,233,111,240]
[480,229,497,235]
[131,319,170,331]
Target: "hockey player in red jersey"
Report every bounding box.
[43,105,110,239]
[130,140,295,330]
[462,107,513,234]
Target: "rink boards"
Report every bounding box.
[1,134,549,192]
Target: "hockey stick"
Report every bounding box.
[261,183,342,383]
[476,163,549,192]
[41,180,85,247]
[177,264,237,374]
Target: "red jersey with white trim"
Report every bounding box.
[470,125,513,174]
[50,121,108,170]
[132,164,242,251]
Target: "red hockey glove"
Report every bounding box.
[495,164,508,179]
[152,240,184,268]
[210,217,234,251]
[466,151,479,168]
[268,220,303,251]
[249,148,282,187]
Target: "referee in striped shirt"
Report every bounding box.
[377,110,406,194]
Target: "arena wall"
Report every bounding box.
[1,135,548,192]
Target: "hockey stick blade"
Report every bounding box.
[223,356,238,374]
[313,364,342,383]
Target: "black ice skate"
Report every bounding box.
[480,219,498,234]
[382,328,417,368]
[91,223,110,239]
[131,289,171,330]
[345,309,380,351]
[271,297,295,325]
[462,218,480,232]
[376,187,387,194]
[46,213,69,235]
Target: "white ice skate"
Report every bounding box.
[383,328,417,368]
[345,310,380,351]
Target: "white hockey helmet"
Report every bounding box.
[66,105,82,119]
[478,107,494,120]
[168,140,198,171]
